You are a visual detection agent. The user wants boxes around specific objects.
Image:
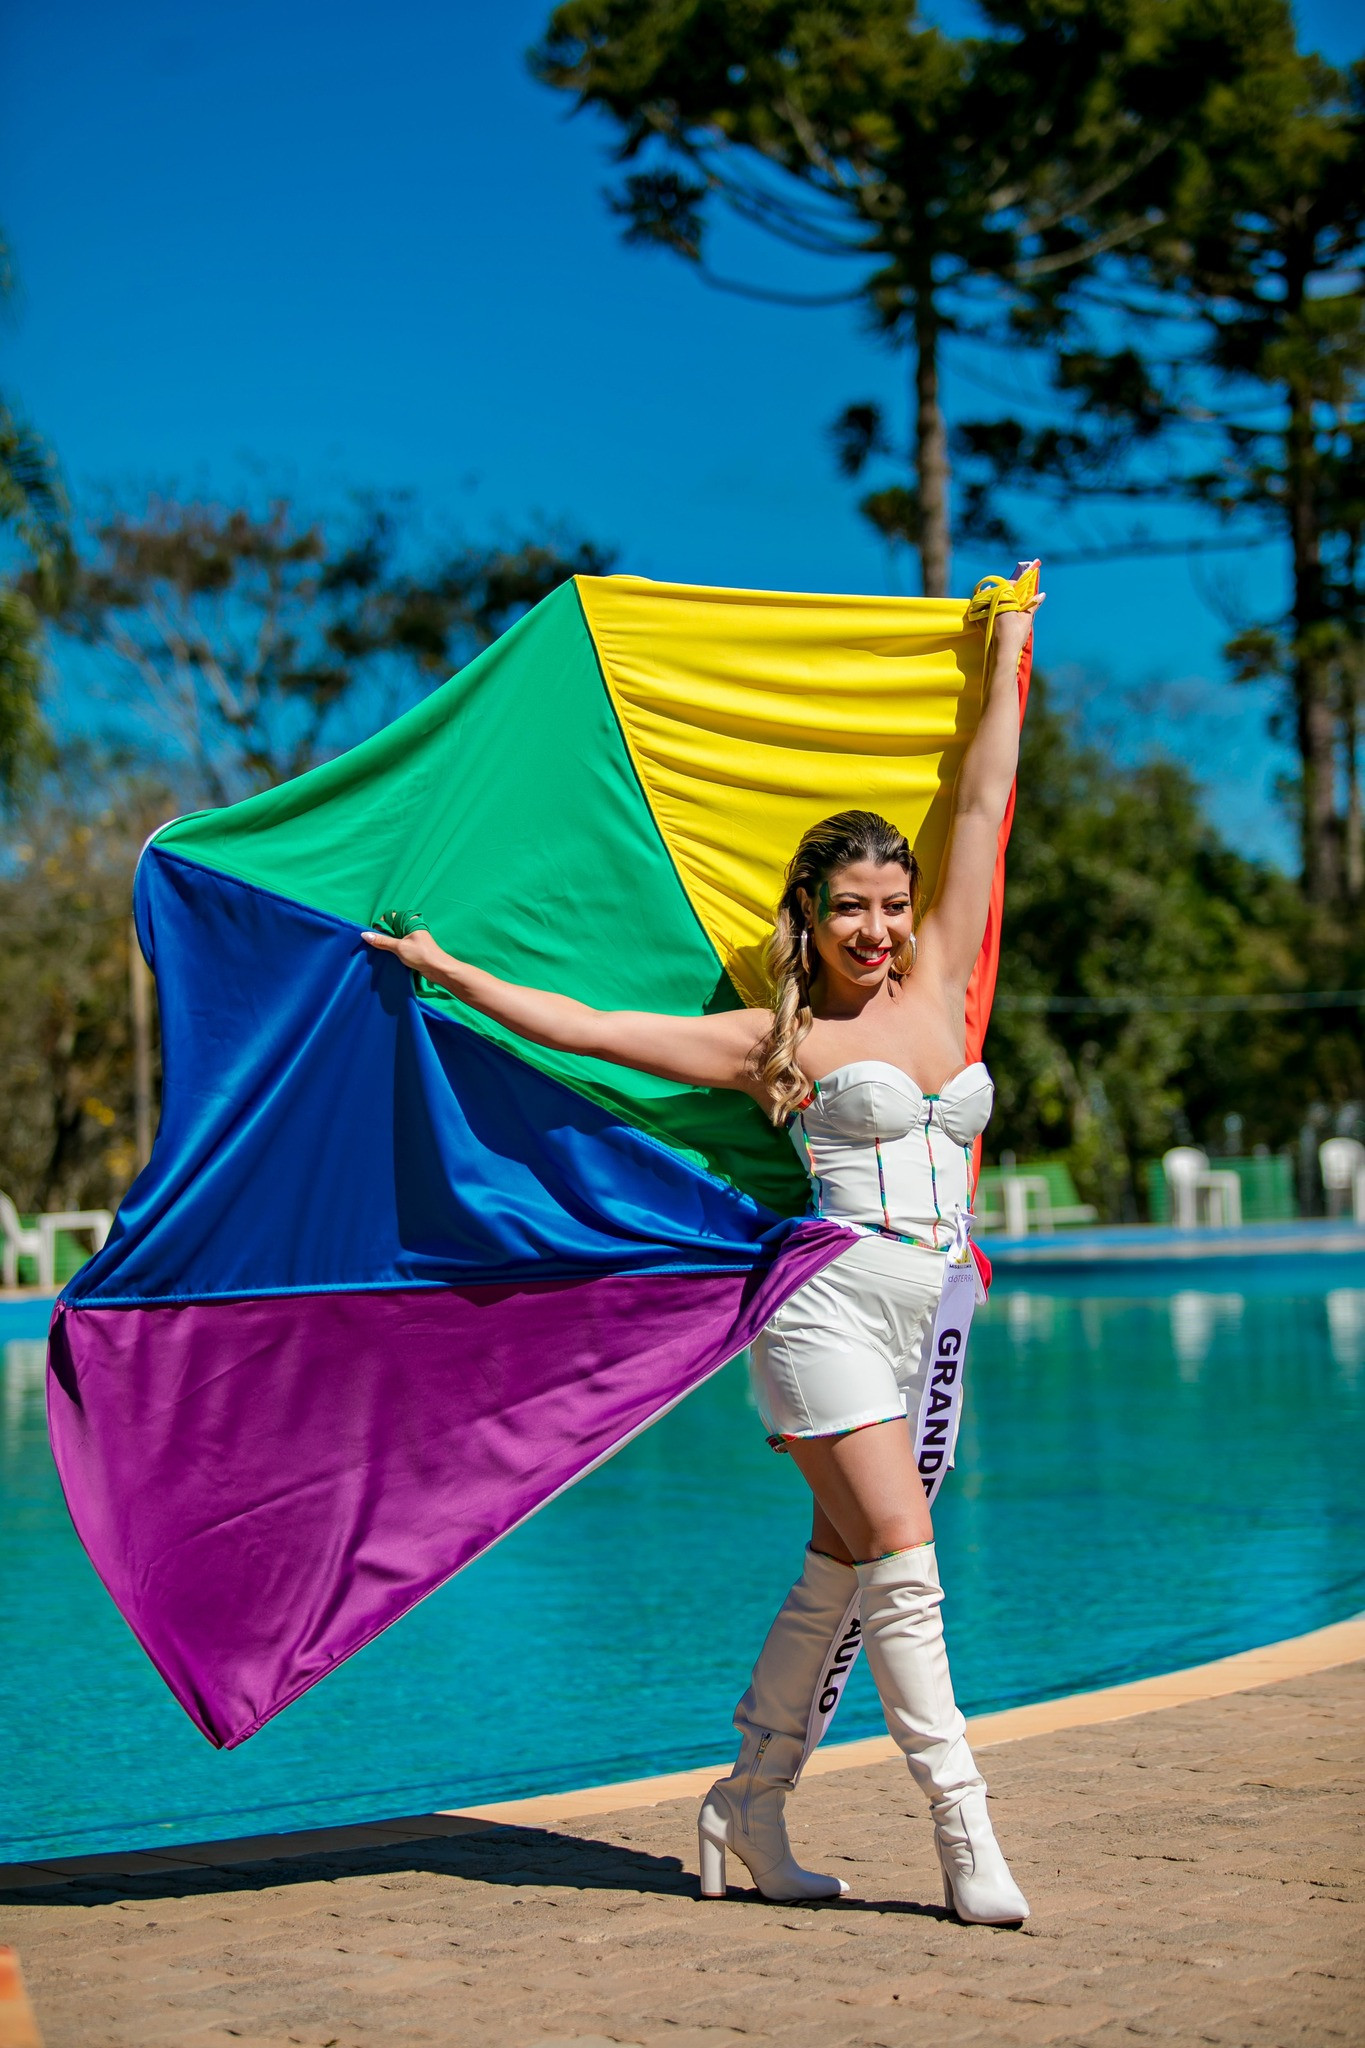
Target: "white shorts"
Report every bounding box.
[749,1233,946,1446]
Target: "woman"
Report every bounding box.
[364,566,1043,1925]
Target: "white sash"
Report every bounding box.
[913,1209,987,1507]
[799,1210,987,1767]
[798,1589,863,1774]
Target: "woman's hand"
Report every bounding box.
[362,926,450,978]
[986,560,1045,657]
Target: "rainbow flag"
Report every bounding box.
[48,574,1029,1747]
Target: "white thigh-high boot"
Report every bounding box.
[698,1547,857,1901]
[856,1546,1030,1924]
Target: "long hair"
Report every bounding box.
[756,810,921,1124]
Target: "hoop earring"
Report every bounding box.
[800,928,811,976]
[893,932,918,976]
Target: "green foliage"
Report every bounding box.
[59,496,614,802]
[535,3,1365,898]
[0,583,49,795]
[0,403,69,801]
[0,755,172,1212]
[0,230,71,803]
[0,405,69,572]
[987,676,1362,1215]
[957,32,1365,901]
[533,0,1289,594]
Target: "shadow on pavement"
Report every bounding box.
[0,1811,950,1918]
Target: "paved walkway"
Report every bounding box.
[2,1659,1361,2048]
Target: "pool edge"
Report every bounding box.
[3,1611,1362,1890]
[452,1609,1365,1820]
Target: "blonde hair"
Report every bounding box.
[756,811,921,1124]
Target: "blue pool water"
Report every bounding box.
[3,1262,1364,1865]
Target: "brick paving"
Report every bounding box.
[2,1661,1360,2048]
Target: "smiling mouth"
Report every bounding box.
[847,945,891,968]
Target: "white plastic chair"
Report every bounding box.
[0,1190,112,1289]
[1001,1174,1055,1235]
[978,1170,1098,1235]
[1319,1136,1365,1221]
[0,1193,42,1290]
[1162,1148,1243,1229]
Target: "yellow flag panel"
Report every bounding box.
[576,574,990,1004]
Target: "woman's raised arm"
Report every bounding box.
[915,563,1043,1000]
[362,927,768,1095]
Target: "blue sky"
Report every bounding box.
[3,0,1360,862]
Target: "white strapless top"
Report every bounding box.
[790,1060,994,1244]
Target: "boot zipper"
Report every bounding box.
[740,1731,771,1837]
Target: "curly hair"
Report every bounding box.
[755,810,921,1124]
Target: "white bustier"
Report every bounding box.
[790,1060,994,1243]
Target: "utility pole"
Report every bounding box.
[129,918,153,1170]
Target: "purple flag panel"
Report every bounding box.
[49,1226,850,1749]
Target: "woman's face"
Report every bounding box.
[798,859,914,994]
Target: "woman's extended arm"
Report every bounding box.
[915,564,1043,998]
[362,927,768,1094]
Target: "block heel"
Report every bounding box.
[696,1782,846,1902]
[698,1815,727,1898]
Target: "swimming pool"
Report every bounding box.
[3,1260,1363,1865]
